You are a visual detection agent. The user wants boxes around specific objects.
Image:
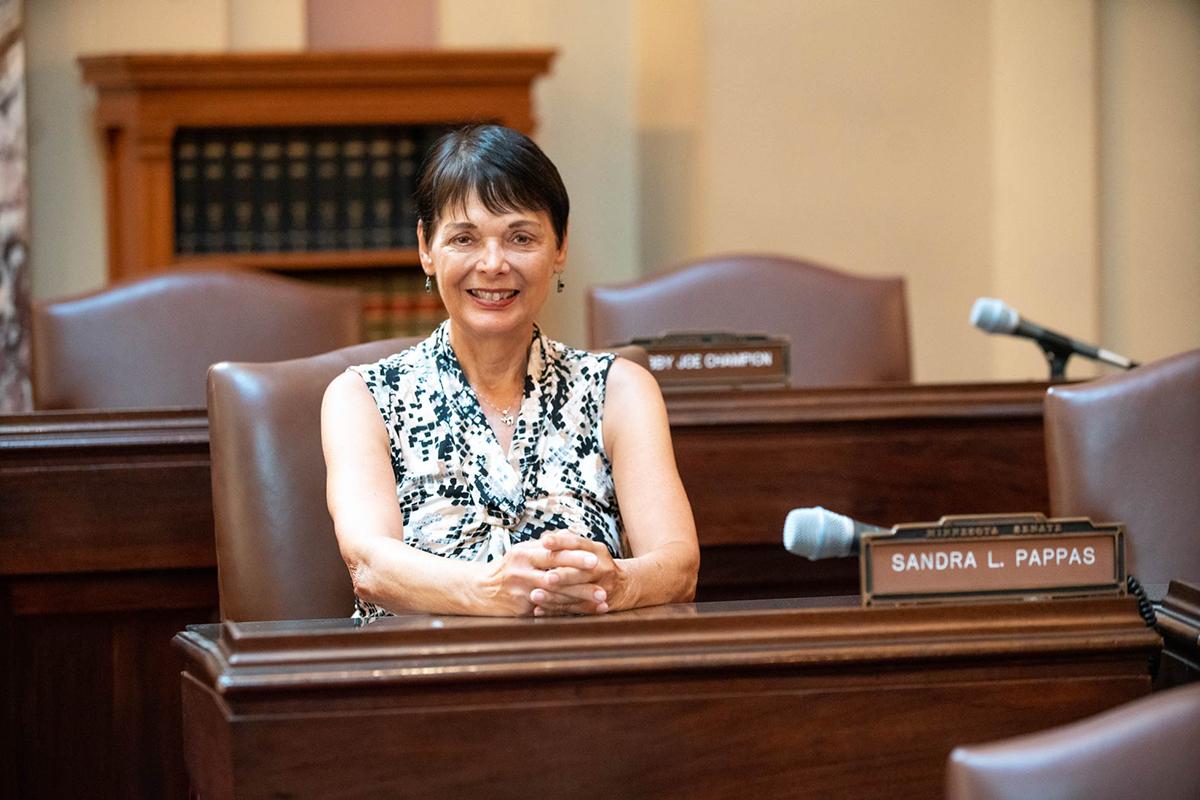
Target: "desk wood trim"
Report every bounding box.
[177,596,1158,693]
[664,381,1046,426]
[175,597,1159,800]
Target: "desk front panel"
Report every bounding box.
[1,383,1051,799]
[177,596,1158,800]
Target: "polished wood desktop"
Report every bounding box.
[176,595,1158,799]
[1,382,1051,799]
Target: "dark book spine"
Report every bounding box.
[366,133,394,250]
[200,134,228,253]
[284,133,312,251]
[392,130,419,248]
[174,132,200,255]
[313,136,340,251]
[342,132,367,251]
[256,134,284,252]
[229,135,256,252]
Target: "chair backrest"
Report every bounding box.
[1044,348,1200,598]
[945,682,1200,799]
[208,336,421,622]
[32,267,361,409]
[587,254,911,386]
[208,336,650,622]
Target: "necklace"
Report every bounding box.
[476,390,521,427]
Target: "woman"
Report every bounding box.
[321,124,698,618]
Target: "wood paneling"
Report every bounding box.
[1,410,218,800]
[176,596,1159,799]
[0,382,1053,798]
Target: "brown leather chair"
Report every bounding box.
[31,267,361,409]
[946,681,1200,799]
[208,338,649,622]
[588,254,911,386]
[1045,348,1200,599]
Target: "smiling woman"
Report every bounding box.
[321,125,699,620]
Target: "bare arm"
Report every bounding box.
[535,358,700,613]
[321,370,550,616]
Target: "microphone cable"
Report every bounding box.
[1126,574,1156,627]
[1126,574,1160,680]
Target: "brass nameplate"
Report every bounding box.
[861,514,1125,606]
[629,333,790,390]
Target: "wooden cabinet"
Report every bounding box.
[78,51,555,281]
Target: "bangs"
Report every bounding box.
[434,156,550,224]
[415,125,569,247]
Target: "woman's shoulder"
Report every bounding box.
[348,339,433,391]
[352,342,424,372]
[602,355,660,406]
[544,337,621,377]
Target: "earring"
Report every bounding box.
[425,275,432,293]
[556,276,565,294]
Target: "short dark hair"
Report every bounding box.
[415,125,569,248]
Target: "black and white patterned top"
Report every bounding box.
[348,320,625,619]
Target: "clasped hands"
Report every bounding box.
[482,532,623,617]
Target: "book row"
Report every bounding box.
[173,125,452,255]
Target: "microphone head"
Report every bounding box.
[783,506,856,560]
[970,297,1020,335]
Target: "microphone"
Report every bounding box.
[969,298,1139,376]
[783,507,888,560]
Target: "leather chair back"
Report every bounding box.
[32,268,361,409]
[946,682,1200,799]
[1045,348,1200,598]
[588,254,911,386]
[208,336,649,622]
[208,337,421,622]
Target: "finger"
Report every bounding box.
[507,539,566,569]
[544,548,600,571]
[532,584,606,606]
[529,587,604,616]
[538,532,599,553]
[540,566,594,588]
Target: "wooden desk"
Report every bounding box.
[176,596,1158,799]
[0,382,1051,799]
[669,382,1049,598]
[0,409,216,800]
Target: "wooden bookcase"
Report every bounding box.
[78,51,555,281]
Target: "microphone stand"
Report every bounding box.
[1037,337,1139,381]
[1039,339,1073,382]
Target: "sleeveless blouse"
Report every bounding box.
[348,320,625,619]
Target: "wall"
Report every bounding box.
[22,0,1200,379]
[696,0,994,382]
[634,0,1197,381]
[438,0,639,347]
[1100,0,1200,364]
[307,0,437,50]
[989,0,1100,380]
[23,0,304,300]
